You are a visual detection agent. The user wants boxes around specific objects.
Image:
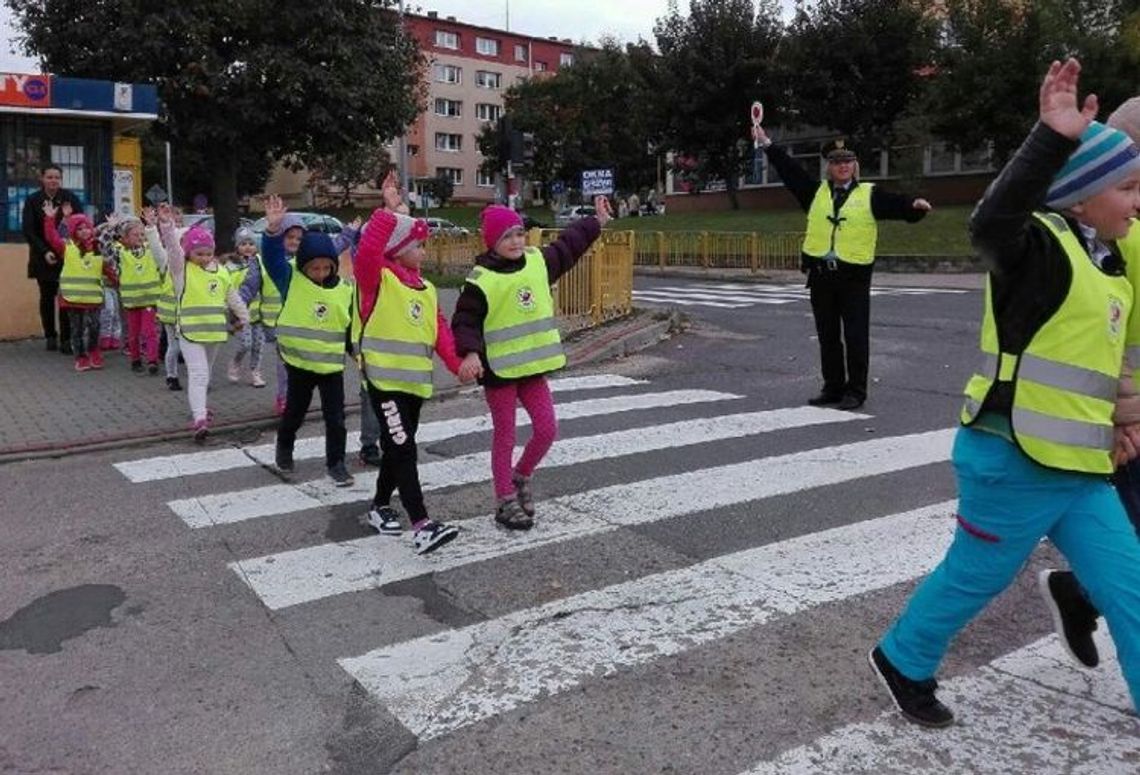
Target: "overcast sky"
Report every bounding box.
[0,1,798,71]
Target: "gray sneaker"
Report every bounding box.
[328,462,355,487]
[512,472,535,518]
[495,497,534,531]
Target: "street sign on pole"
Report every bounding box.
[146,184,168,204]
[581,168,614,197]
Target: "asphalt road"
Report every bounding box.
[2,275,1135,774]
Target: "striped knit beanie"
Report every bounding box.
[1046,121,1140,210]
[384,212,429,259]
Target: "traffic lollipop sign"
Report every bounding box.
[750,101,764,148]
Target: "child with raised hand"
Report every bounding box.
[261,195,355,487]
[159,203,249,441]
[225,226,267,387]
[43,200,117,372]
[94,211,125,354]
[451,195,612,530]
[240,213,305,414]
[145,206,182,390]
[354,183,468,555]
[114,214,163,375]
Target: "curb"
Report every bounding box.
[0,312,676,464]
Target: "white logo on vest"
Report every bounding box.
[207,279,220,296]
[1109,295,1124,341]
[312,302,329,322]
[516,286,536,311]
[407,299,424,326]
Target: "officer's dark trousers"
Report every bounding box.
[37,278,69,341]
[277,363,346,468]
[808,269,871,400]
[366,385,428,523]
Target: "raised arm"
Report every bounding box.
[41,201,66,257]
[541,196,612,283]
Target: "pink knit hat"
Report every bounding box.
[64,213,94,238]
[383,213,430,259]
[480,205,524,251]
[180,225,215,255]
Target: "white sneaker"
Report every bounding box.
[412,521,459,555]
[227,360,241,383]
[250,369,266,388]
[365,506,404,535]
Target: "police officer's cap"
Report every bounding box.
[821,138,857,162]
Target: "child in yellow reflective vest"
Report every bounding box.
[114,216,163,375]
[143,207,182,390]
[354,194,469,555]
[451,196,612,530]
[260,196,356,487]
[158,204,249,441]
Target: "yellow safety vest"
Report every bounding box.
[961,212,1131,474]
[227,260,260,324]
[258,255,283,328]
[156,271,176,324]
[178,263,231,343]
[116,242,161,309]
[802,181,878,265]
[58,242,104,305]
[465,247,566,378]
[275,267,353,374]
[360,268,438,398]
[1116,220,1140,389]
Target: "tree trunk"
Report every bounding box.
[211,150,239,253]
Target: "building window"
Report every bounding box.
[475,103,502,122]
[924,142,994,175]
[476,169,495,187]
[435,133,463,152]
[433,64,461,84]
[560,52,574,67]
[52,145,86,191]
[434,98,462,118]
[435,30,458,50]
[475,70,502,89]
[436,167,463,186]
[476,37,499,56]
[533,61,547,72]
[514,44,527,62]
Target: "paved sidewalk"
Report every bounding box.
[0,293,676,460]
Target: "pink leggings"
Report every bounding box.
[125,306,159,363]
[485,375,559,499]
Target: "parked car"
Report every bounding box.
[248,212,345,235]
[180,214,255,233]
[553,205,596,227]
[424,217,470,236]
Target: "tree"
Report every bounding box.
[780,0,937,159]
[7,0,423,248]
[308,140,392,207]
[419,175,454,208]
[139,128,272,209]
[652,0,786,209]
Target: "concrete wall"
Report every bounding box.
[1,243,41,340]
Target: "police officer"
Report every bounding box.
[753,125,932,410]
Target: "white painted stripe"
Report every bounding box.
[234,428,952,610]
[174,405,867,528]
[632,295,753,309]
[742,632,1134,775]
[638,286,806,301]
[337,501,959,740]
[634,290,798,304]
[112,377,681,483]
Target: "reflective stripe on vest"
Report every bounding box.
[59,243,104,304]
[1117,221,1140,385]
[178,263,230,343]
[274,267,353,374]
[258,255,282,327]
[156,272,176,324]
[117,243,161,308]
[465,247,566,378]
[960,211,1131,473]
[361,267,438,398]
[801,181,877,265]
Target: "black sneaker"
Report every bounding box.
[495,497,534,531]
[837,393,865,411]
[412,520,459,555]
[1039,569,1100,668]
[365,505,403,535]
[166,376,183,391]
[147,362,159,376]
[275,446,295,474]
[59,340,73,355]
[45,336,58,352]
[328,462,355,487]
[868,646,954,728]
[131,360,144,374]
[807,391,843,406]
[512,472,536,518]
[358,445,381,467]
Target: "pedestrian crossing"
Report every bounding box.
[633,282,970,309]
[112,371,1136,772]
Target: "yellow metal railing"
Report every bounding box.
[632,230,804,272]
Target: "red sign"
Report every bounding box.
[0,73,51,108]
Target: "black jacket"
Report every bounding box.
[23,188,84,280]
[968,121,1126,416]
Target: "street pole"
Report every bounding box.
[398,0,410,207]
[164,141,173,204]
[506,0,510,31]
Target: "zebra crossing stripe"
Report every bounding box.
[632,295,754,309]
[337,500,959,740]
[232,428,952,610]
[170,406,868,528]
[634,289,801,303]
[112,376,679,483]
[742,633,1134,774]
